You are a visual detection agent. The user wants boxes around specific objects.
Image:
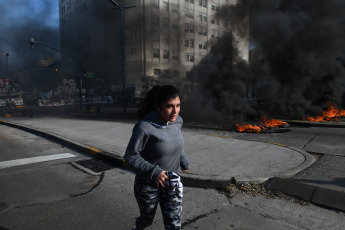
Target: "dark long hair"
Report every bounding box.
[138,85,181,120]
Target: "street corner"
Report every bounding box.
[274,145,316,179]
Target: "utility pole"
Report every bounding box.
[0,53,13,78]
[106,0,136,115]
[1,53,14,105]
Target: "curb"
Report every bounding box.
[265,177,345,212]
[274,145,315,179]
[0,118,316,190]
[284,120,345,128]
[0,120,127,168]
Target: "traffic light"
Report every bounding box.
[55,68,59,72]
[84,73,95,79]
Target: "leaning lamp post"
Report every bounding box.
[106,0,136,114]
[29,37,83,110]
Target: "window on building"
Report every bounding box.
[162,17,169,27]
[211,29,219,38]
[185,39,189,47]
[185,23,189,32]
[163,0,169,11]
[190,23,194,32]
[211,15,219,24]
[172,50,178,60]
[199,12,207,22]
[185,53,194,62]
[154,68,161,76]
[185,38,194,48]
[215,29,220,37]
[151,0,159,8]
[152,15,159,25]
[162,34,169,44]
[172,3,179,14]
[211,2,219,11]
[172,19,179,29]
[185,0,194,3]
[153,48,160,58]
[185,8,194,18]
[163,50,170,59]
[186,22,194,33]
[199,26,207,36]
[153,32,159,41]
[199,0,207,7]
[199,41,207,50]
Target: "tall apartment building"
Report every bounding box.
[59,0,248,98]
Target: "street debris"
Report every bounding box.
[220,183,308,206]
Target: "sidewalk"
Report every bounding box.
[1,115,344,211]
[0,115,312,184]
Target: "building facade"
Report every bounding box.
[59,0,248,99]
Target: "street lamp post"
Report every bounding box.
[0,53,13,78]
[1,52,14,105]
[5,53,9,78]
[29,38,83,110]
[106,0,136,115]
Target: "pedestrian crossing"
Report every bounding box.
[0,153,76,169]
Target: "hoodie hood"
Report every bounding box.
[143,111,183,128]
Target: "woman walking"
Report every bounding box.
[124,85,189,230]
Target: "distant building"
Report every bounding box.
[58,0,249,99]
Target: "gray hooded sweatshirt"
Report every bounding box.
[124,111,190,183]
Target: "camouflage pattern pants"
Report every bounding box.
[134,174,183,230]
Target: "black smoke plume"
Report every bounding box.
[191,0,345,125]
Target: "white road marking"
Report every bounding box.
[0,153,76,169]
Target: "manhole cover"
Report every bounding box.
[74,159,115,173]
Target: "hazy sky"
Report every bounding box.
[0,0,60,77]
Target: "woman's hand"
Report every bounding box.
[155,171,169,188]
[181,166,189,173]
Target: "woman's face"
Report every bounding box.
[156,96,181,122]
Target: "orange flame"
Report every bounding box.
[306,103,345,122]
[235,123,261,133]
[235,117,288,133]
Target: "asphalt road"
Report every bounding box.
[1,124,345,229]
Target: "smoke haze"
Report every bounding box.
[191,0,345,125]
[0,0,60,78]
